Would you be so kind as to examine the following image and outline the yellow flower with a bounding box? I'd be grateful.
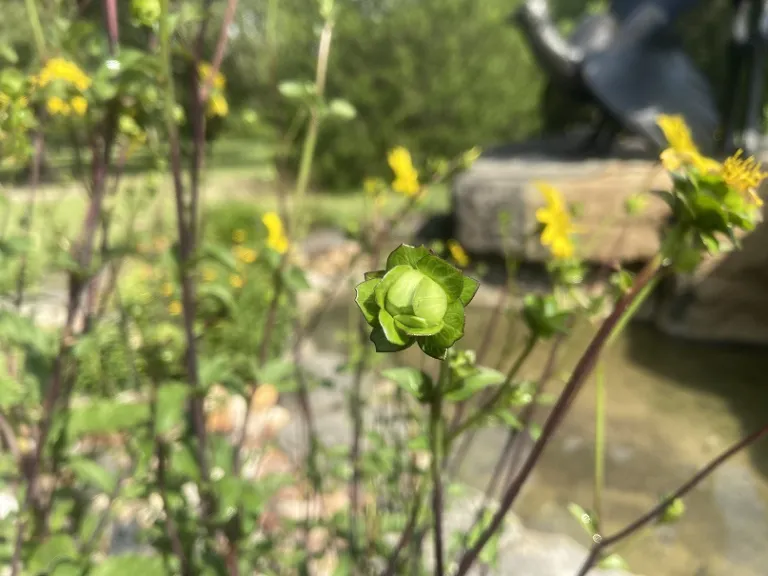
[46,96,71,116]
[168,301,182,316]
[198,62,226,90]
[721,149,766,207]
[232,229,246,244]
[162,282,174,297]
[535,182,577,260]
[207,93,229,117]
[447,239,470,267]
[70,95,88,116]
[33,57,91,92]
[202,268,217,282]
[236,247,258,264]
[0,92,9,109]
[262,212,289,254]
[229,274,244,289]
[656,114,720,174]
[387,147,421,196]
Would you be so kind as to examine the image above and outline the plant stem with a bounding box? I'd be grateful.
[380,479,427,576]
[593,360,606,527]
[430,360,447,575]
[23,0,46,60]
[576,421,768,576]
[293,18,334,237]
[453,255,663,576]
[348,319,372,563]
[159,0,211,501]
[448,334,537,443]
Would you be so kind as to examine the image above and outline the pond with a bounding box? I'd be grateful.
[315,296,768,576]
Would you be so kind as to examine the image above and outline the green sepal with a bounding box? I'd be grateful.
[394,314,444,336]
[418,338,449,360]
[459,276,480,306]
[386,244,430,271]
[378,308,410,346]
[370,325,413,353]
[374,265,411,309]
[364,270,386,280]
[415,253,464,302]
[355,278,381,326]
[428,299,466,348]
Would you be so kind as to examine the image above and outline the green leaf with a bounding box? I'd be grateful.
[418,338,448,360]
[385,244,430,270]
[68,401,149,439]
[27,534,78,574]
[197,243,238,272]
[364,270,386,280]
[428,299,465,348]
[256,359,294,385]
[0,44,18,64]
[445,367,505,402]
[156,382,189,436]
[68,457,117,493]
[278,80,316,100]
[90,555,168,576]
[369,326,413,353]
[415,254,464,302]
[327,99,357,120]
[378,309,410,346]
[381,368,432,402]
[355,278,380,326]
[459,276,480,306]
[598,554,630,570]
[282,267,311,292]
[497,411,523,429]
[198,284,238,316]
[567,502,598,536]
[394,314,443,336]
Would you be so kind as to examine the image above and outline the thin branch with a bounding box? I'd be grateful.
[576,422,768,576]
[453,256,664,575]
[199,0,239,102]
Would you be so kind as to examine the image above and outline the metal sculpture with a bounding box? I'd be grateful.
[512,0,768,157]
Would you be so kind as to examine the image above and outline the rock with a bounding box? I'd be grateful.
[453,141,671,265]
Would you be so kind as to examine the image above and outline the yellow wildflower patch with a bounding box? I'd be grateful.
[535,182,578,260]
[46,96,71,116]
[33,57,92,92]
[447,240,470,268]
[387,147,420,196]
[162,282,174,297]
[656,114,720,174]
[202,268,218,282]
[207,93,229,118]
[262,212,289,254]
[168,301,182,316]
[198,62,226,91]
[70,96,88,116]
[229,274,244,289]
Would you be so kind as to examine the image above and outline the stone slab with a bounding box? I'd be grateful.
[453,142,671,264]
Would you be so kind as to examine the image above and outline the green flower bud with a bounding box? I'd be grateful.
[131,0,161,27]
[658,497,685,524]
[355,244,480,359]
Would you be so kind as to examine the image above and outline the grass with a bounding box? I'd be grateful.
[0,137,451,293]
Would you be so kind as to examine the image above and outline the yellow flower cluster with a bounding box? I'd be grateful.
[234,245,258,264]
[447,240,470,268]
[199,62,226,90]
[46,95,88,117]
[33,57,92,91]
[387,147,420,196]
[657,114,766,206]
[535,182,578,260]
[199,62,229,118]
[232,229,247,244]
[263,212,289,254]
